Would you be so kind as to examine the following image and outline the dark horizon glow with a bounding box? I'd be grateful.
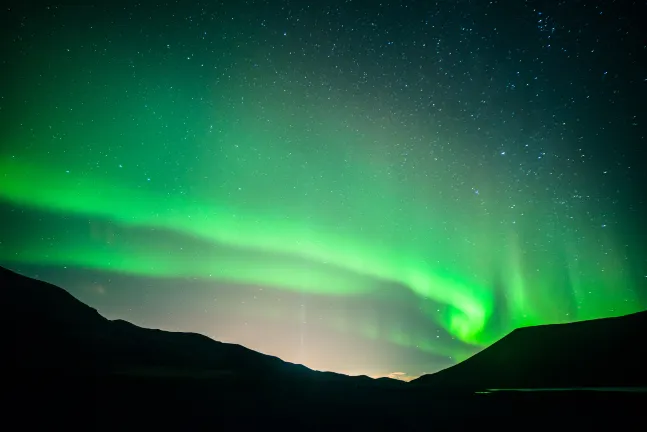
[1,0,645,379]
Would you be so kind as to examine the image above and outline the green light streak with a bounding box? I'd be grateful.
[0,145,642,350]
[0,156,491,341]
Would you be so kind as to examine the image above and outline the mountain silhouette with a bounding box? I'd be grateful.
[3,265,382,386]
[412,310,647,390]
[4,265,647,429]
[6,264,647,391]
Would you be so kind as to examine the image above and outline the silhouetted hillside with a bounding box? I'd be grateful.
[4,265,647,430]
[6,264,647,392]
[2,265,383,387]
[412,310,647,390]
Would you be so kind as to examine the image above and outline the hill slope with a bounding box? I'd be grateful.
[5,264,646,393]
[412,309,647,390]
[1,265,369,385]
[4,265,647,429]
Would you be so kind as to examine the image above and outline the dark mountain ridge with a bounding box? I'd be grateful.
[2,265,379,386]
[5,264,647,392]
[6,264,647,390]
[4,265,647,429]
[412,309,647,390]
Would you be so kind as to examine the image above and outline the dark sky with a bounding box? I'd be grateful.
[0,0,645,379]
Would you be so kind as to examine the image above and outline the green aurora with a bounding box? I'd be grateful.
[1,1,645,376]
[0,122,641,349]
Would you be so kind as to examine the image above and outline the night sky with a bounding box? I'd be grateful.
[1,0,646,379]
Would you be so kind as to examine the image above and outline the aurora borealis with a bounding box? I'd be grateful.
[1,1,645,379]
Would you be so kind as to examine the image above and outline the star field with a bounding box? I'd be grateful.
[0,0,645,379]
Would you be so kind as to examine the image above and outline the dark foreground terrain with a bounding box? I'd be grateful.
[5,266,647,430]
[15,373,647,430]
